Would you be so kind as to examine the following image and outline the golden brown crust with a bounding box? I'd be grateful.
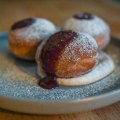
[55,46,98,78]
[9,32,41,60]
[94,33,110,50]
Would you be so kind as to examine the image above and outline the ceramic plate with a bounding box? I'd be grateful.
[0,32,120,114]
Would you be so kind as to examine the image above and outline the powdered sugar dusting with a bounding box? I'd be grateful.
[10,18,56,42]
[63,32,98,61]
[63,15,110,36]
[72,32,97,54]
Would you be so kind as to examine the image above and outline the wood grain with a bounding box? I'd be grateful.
[0,0,120,120]
[0,0,120,38]
[0,102,120,120]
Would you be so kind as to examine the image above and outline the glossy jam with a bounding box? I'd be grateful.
[74,13,94,20]
[11,18,35,30]
[39,76,58,89]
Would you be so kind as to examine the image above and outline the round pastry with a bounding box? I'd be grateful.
[62,13,110,49]
[9,18,56,60]
[36,30,99,89]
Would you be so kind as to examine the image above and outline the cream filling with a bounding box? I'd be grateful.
[37,51,115,86]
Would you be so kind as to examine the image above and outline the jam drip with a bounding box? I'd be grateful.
[39,76,58,89]
[11,18,35,30]
[74,13,94,20]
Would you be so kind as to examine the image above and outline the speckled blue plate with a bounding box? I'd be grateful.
[0,32,120,114]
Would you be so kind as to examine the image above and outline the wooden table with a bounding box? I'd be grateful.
[0,0,120,119]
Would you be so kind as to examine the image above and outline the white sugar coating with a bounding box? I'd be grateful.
[62,32,98,62]
[35,40,47,78]
[67,32,98,55]
[10,18,57,42]
[63,15,110,36]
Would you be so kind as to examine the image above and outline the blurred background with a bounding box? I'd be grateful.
[0,0,120,38]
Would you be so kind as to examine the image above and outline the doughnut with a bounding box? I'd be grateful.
[9,18,56,60]
[62,13,110,49]
[36,30,99,89]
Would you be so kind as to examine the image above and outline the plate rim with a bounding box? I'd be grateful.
[0,88,120,114]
